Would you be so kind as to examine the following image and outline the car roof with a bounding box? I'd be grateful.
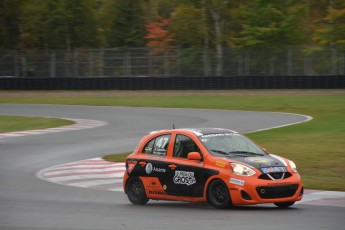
[150,128,239,136]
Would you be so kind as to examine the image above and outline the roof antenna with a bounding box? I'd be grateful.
[173,124,175,129]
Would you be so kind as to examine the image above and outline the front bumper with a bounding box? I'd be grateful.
[228,173,303,205]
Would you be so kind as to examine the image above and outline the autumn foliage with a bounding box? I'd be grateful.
[145,17,174,55]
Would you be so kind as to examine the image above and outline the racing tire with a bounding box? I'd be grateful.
[274,201,295,208]
[126,177,149,205]
[207,179,232,209]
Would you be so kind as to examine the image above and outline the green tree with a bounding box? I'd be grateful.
[233,0,307,51]
[0,0,23,49]
[21,0,98,49]
[170,0,242,76]
[107,0,146,47]
[205,0,235,76]
[305,0,330,44]
[171,6,204,48]
[313,1,345,47]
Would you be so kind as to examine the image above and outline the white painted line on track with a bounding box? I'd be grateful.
[0,118,108,139]
[45,174,124,182]
[50,164,124,169]
[67,179,123,188]
[246,112,313,133]
[44,167,125,176]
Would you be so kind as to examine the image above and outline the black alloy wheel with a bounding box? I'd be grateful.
[207,179,232,209]
[126,177,149,205]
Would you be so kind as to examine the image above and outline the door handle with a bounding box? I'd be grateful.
[169,164,177,170]
[139,161,147,166]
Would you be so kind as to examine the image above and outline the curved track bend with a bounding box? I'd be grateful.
[0,104,343,230]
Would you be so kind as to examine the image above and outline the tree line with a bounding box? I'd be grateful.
[1,0,344,51]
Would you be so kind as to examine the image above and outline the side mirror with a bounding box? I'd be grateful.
[187,152,202,161]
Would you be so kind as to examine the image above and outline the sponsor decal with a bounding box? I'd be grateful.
[215,161,226,168]
[202,133,239,138]
[173,171,196,186]
[148,191,166,195]
[148,155,165,160]
[245,157,273,165]
[261,167,287,174]
[153,167,166,173]
[145,163,166,174]
[230,178,245,186]
[145,163,153,174]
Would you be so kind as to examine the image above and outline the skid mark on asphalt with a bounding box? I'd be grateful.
[0,118,107,139]
[37,158,345,208]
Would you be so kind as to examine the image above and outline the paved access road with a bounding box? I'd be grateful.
[0,104,343,230]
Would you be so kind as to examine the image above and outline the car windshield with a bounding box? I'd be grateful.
[198,133,266,157]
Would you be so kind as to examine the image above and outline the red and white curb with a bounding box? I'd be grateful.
[37,158,345,207]
[300,190,345,207]
[37,158,125,192]
[0,118,107,139]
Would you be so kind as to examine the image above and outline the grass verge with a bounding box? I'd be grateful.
[1,91,344,191]
[103,152,131,162]
[0,115,74,133]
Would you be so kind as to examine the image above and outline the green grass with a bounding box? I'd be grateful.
[0,115,74,133]
[1,92,344,191]
[103,152,131,162]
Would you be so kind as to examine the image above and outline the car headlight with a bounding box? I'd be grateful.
[230,163,256,176]
[288,160,298,173]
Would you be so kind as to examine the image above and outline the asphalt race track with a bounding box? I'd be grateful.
[0,104,344,230]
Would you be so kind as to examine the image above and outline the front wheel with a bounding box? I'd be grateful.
[207,179,232,209]
[126,177,149,205]
[274,201,295,208]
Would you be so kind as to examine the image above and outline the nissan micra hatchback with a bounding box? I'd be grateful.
[123,128,303,208]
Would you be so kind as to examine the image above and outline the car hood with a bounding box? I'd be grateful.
[229,154,287,168]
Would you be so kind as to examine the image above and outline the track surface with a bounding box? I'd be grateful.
[0,104,344,230]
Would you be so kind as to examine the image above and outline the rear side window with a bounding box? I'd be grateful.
[142,134,171,156]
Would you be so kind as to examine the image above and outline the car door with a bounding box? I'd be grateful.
[157,134,219,198]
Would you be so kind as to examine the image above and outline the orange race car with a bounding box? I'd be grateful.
[123,128,303,208]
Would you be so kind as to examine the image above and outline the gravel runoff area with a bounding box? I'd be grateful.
[0,89,344,97]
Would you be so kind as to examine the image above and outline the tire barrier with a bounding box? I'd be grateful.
[0,75,344,90]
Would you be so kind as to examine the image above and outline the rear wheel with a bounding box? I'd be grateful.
[126,177,149,205]
[207,179,232,209]
[274,201,295,208]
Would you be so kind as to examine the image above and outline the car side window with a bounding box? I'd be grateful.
[173,134,201,159]
[143,134,171,156]
[143,139,155,154]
